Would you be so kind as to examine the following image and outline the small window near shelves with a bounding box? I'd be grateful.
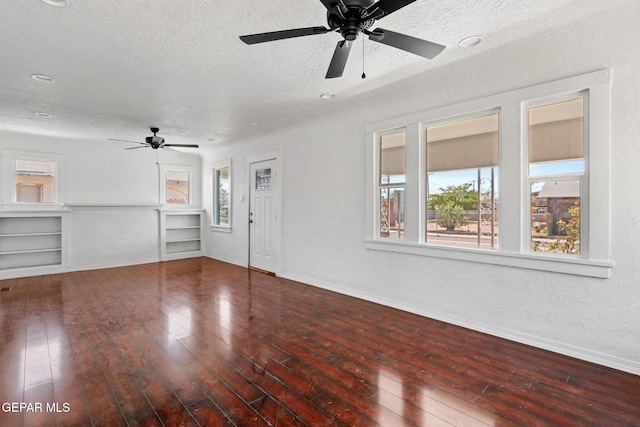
[426,112,499,249]
[15,159,56,203]
[165,170,190,205]
[214,165,231,226]
[528,97,584,256]
[2,150,65,208]
[379,130,405,239]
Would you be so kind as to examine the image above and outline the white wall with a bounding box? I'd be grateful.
[0,132,201,271]
[203,2,640,374]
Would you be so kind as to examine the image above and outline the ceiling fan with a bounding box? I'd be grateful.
[239,0,445,78]
[108,128,199,150]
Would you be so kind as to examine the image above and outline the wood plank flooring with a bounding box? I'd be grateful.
[1,257,639,426]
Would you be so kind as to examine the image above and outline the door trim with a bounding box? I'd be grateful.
[246,150,282,275]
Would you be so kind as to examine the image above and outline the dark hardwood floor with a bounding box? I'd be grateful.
[1,258,639,426]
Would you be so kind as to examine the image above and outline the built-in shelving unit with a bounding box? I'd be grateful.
[0,211,69,278]
[160,210,203,261]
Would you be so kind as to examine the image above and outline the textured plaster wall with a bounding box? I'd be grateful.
[204,2,640,373]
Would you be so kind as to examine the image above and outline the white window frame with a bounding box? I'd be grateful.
[159,164,196,208]
[366,70,612,278]
[211,159,232,232]
[523,91,588,258]
[423,108,501,249]
[376,128,407,241]
[1,150,66,209]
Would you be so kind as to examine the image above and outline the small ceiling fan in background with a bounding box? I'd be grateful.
[108,127,199,150]
[239,0,446,78]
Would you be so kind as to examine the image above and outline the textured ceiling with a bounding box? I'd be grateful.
[0,0,611,147]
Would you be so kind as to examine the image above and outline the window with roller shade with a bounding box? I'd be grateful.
[378,130,405,239]
[366,71,611,277]
[426,112,499,249]
[528,97,584,255]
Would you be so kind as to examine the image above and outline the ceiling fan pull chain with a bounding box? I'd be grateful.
[362,36,366,79]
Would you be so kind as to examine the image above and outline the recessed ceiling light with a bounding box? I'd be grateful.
[459,36,482,48]
[250,122,260,126]
[320,93,336,100]
[207,138,216,142]
[31,74,56,83]
[34,112,52,117]
[40,0,69,7]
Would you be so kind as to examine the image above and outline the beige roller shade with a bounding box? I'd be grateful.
[426,114,499,173]
[380,131,406,178]
[529,98,584,164]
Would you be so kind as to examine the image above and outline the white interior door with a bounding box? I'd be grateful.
[249,159,278,273]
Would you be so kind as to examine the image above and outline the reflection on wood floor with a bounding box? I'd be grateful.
[1,257,638,426]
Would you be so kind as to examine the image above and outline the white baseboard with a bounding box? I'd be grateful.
[204,253,248,268]
[279,272,640,377]
[69,257,160,273]
[0,264,70,280]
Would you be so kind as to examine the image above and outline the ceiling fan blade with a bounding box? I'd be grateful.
[124,145,149,150]
[370,28,445,59]
[366,0,417,18]
[163,144,199,148]
[318,0,336,10]
[240,27,331,45]
[318,0,348,17]
[108,138,146,145]
[325,40,352,79]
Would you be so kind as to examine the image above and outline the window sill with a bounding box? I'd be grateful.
[210,225,232,233]
[159,208,205,213]
[161,204,199,210]
[2,203,65,211]
[365,239,613,279]
[63,203,163,210]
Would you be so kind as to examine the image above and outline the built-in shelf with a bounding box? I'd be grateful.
[160,210,203,261]
[0,212,69,277]
[0,232,62,237]
[0,248,62,255]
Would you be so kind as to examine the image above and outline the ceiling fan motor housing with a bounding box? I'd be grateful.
[145,135,164,149]
[328,7,375,41]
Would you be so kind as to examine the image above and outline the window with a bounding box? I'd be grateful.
[366,70,612,278]
[15,159,56,203]
[212,160,231,229]
[165,170,190,205]
[528,97,584,255]
[158,164,197,208]
[2,151,65,208]
[378,130,405,239]
[426,113,499,249]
